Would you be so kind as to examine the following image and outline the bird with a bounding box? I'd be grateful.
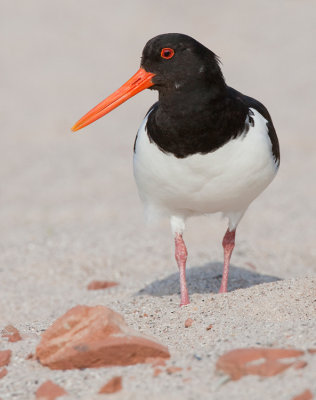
[72,33,280,307]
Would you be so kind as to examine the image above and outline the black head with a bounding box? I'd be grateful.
[72,33,226,132]
[141,33,225,97]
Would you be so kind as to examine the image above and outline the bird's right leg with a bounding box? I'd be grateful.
[171,216,189,306]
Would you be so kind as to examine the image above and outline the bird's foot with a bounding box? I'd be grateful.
[180,294,190,307]
[218,285,227,294]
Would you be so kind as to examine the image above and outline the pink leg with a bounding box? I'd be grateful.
[174,233,190,306]
[219,229,236,293]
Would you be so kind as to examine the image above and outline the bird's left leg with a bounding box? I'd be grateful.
[170,216,189,306]
[219,211,245,293]
[219,228,236,293]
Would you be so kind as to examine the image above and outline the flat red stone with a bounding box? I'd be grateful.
[36,380,67,400]
[36,305,170,370]
[87,280,118,290]
[292,389,313,400]
[293,360,308,369]
[0,350,11,367]
[99,376,122,394]
[216,347,304,380]
[1,325,22,342]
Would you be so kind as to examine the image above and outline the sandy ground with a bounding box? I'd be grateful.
[0,1,315,399]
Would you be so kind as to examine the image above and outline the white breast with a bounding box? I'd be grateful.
[133,108,278,223]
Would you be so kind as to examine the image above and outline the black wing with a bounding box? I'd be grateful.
[228,87,280,163]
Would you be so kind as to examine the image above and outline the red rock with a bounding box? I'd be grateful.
[206,324,213,331]
[87,280,118,290]
[153,368,162,377]
[216,348,304,380]
[1,325,22,342]
[293,360,308,369]
[35,380,67,400]
[307,348,316,354]
[36,305,170,370]
[0,368,8,379]
[99,376,122,394]
[0,350,11,367]
[184,318,193,328]
[292,389,313,400]
[166,366,182,374]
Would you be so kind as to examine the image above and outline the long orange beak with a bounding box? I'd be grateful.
[72,68,155,132]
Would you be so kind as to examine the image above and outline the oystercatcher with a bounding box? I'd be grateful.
[72,33,280,306]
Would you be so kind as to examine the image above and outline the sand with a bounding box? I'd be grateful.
[0,1,315,399]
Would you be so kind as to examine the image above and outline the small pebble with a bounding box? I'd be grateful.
[185,318,193,328]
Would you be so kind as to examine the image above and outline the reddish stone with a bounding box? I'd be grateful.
[292,389,313,400]
[184,318,193,328]
[99,376,122,394]
[166,366,182,374]
[36,305,170,370]
[0,368,8,379]
[293,360,308,369]
[307,348,316,354]
[35,380,67,400]
[1,325,22,342]
[153,368,162,377]
[206,324,213,331]
[216,348,304,380]
[87,280,118,290]
[0,350,11,367]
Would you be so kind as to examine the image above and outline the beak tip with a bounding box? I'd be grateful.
[71,124,80,132]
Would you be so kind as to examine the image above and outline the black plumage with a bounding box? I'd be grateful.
[137,33,279,162]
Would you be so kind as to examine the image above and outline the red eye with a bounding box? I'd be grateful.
[161,48,175,59]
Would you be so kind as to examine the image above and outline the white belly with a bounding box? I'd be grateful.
[133,108,278,221]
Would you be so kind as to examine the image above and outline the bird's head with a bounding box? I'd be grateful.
[72,33,224,132]
[141,33,224,95]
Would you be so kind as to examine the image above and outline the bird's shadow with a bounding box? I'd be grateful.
[137,262,281,297]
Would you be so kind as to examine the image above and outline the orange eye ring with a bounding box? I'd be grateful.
[161,48,175,59]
